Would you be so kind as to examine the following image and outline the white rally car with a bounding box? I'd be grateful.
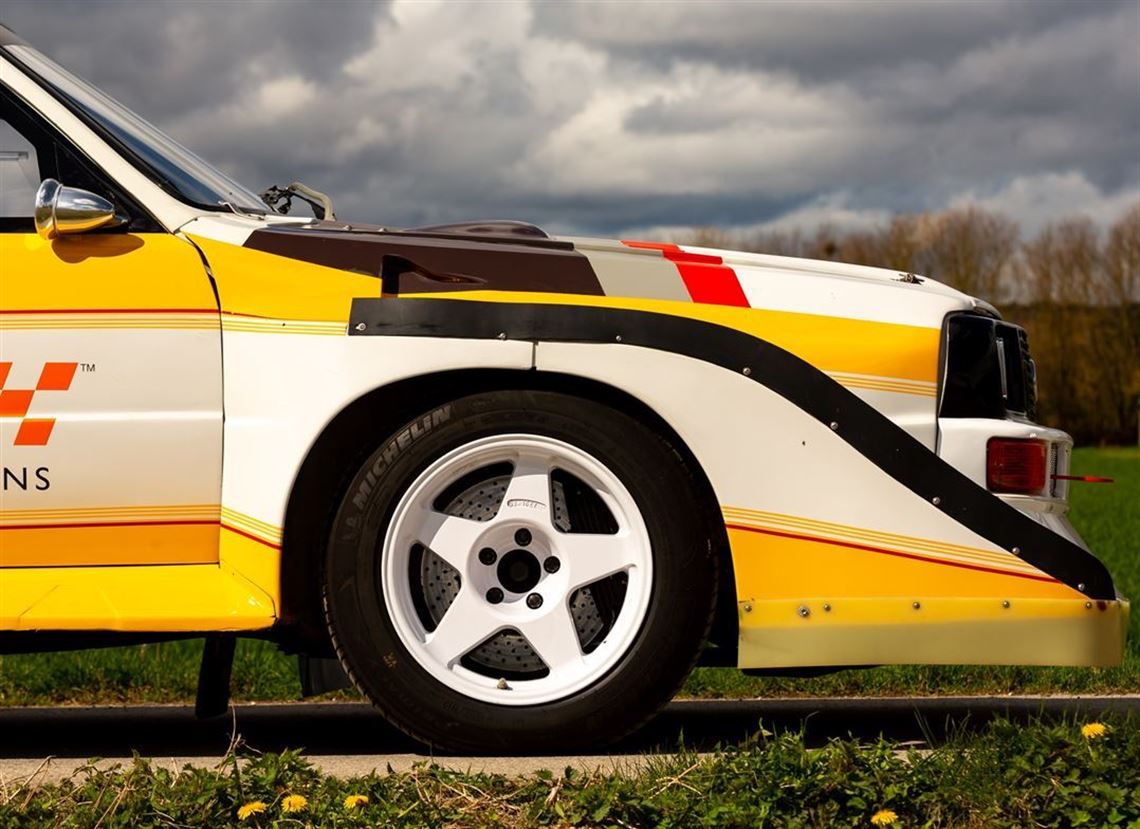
[0,25,1127,752]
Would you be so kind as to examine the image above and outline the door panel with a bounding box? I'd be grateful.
[0,232,223,566]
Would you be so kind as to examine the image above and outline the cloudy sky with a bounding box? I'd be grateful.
[3,0,1138,237]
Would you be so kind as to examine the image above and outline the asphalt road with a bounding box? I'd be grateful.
[0,695,1136,785]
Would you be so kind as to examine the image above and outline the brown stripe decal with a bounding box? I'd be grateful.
[244,227,606,297]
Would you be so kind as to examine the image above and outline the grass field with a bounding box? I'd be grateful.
[3,716,1138,827]
[0,447,1135,705]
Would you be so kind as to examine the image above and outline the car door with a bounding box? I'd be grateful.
[0,86,223,567]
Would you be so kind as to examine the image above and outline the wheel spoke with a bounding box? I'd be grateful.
[557,532,640,590]
[495,455,554,526]
[518,603,584,671]
[383,433,655,705]
[415,509,484,570]
[423,588,502,667]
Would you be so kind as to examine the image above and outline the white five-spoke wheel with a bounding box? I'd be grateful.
[383,434,653,705]
[324,391,717,753]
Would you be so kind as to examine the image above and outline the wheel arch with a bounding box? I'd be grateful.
[277,368,736,661]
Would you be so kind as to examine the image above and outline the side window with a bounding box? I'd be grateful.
[0,86,159,233]
[0,118,40,218]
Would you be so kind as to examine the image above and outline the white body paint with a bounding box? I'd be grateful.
[1,41,1114,668]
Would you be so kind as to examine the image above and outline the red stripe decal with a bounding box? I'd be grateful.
[221,522,282,550]
[0,308,218,315]
[622,240,749,307]
[725,523,1059,584]
[0,519,218,531]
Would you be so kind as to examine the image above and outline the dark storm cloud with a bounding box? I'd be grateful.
[531,1,1125,83]
[2,0,1137,236]
[2,0,385,118]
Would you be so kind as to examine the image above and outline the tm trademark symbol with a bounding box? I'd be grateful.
[80,363,96,373]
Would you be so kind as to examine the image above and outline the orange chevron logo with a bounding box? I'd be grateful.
[0,362,77,446]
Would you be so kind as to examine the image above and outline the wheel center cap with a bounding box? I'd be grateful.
[497,549,541,594]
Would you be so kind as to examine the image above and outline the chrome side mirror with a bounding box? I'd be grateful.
[34,178,125,240]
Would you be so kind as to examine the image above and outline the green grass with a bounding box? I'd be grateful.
[3,716,1138,827]
[0,447,1135,705]
[0,637,301,706]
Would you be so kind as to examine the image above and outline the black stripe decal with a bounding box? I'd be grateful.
[348,297,1116,600]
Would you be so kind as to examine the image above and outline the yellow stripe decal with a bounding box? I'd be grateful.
[0,311,344,336]
[0,505,283,564]
[723,506,1045,577]
[221,315,346,336]
[0,524,220,567]
[825,371,939,398]
[220,507,284,546]
[0,504,219,524]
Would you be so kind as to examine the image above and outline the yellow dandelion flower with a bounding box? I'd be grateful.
[1081,722,1108,740]
[281,794,308,813]
[237,801,267,821]
[871,809,899,826]
[344,794,370,809]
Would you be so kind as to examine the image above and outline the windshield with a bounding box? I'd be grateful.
[8,44,267,213]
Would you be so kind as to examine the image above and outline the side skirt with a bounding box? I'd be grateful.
[0,563,276,632]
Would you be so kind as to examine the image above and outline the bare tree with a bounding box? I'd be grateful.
[1022,220,1102,433]
[1102,205,1140,441]
[926,207,1020,303]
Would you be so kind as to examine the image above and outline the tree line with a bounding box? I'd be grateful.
[683,204,1140,445]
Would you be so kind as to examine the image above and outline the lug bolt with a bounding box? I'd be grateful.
[478,547,497,565]
[486,587,504,604]
[526,592,543,609]
[514,528,532,547]
[543,557,561,573]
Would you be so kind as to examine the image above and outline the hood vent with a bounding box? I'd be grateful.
[402,220,549,239]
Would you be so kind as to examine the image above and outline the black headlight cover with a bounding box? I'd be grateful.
[940,314,1036,421]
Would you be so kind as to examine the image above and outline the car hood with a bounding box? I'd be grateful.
[183,215,986,325]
